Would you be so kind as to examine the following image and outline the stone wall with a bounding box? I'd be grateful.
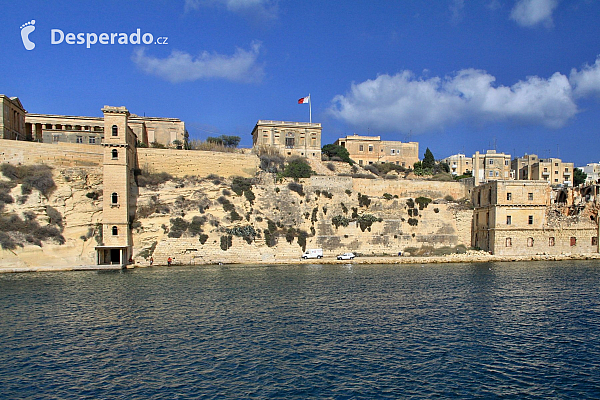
[352,178,468,200]
[0,139,103,167]
[137,148,259,178]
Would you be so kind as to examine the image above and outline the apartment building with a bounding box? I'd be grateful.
[334,134,419,167]
[512,154,573,186]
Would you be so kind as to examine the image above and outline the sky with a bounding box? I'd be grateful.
[2,0,600,166]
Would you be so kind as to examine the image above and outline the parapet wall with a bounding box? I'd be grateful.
[352,178,468,200]
[137,148,259,178]
[0,139,103,167]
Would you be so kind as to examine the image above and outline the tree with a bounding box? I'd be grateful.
[183,129,191,150]
[206,136,223,145]
[321,144,353,164]
[422,148,435,170]
[221,135,241,148]
[574,168,587,186]
[282,158,313,180]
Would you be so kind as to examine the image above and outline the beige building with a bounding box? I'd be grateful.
[472,150,513,185]
[472,180,597,255]
[512,154,574,186]
[25,112,185,148]
[334,134,419,167]
[1,95,27,140]
[441,153,473,176]
[251,120,322,158]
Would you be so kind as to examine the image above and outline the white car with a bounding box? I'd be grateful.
[337,252,356,260]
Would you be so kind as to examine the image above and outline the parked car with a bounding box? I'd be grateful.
[302,248,323,259]
[337,252,356,260]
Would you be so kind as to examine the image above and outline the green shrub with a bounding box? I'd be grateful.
[358,193,371,208]
[220,235,233,251]
[357,214,382,232]
[282,157,313,180]
[199,234,209,244]
[415,196,432,210]
[0,164,56,198]
[332,215,349,229]
[408,218,418,226]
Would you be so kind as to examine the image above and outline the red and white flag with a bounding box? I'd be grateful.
[298,95,310,104]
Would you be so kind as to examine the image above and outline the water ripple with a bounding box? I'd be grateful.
[1,261,600,398]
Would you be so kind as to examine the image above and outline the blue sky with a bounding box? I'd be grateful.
[3,0,600,166]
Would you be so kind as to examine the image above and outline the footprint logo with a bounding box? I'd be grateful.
[20,20,36,50]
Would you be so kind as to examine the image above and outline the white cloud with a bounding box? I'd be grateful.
[184,0,278,20]
[329,68,578,134]
[132,42,264,83]
[570,56,600,98]
[450,0,465,23]
[510,0,559,27]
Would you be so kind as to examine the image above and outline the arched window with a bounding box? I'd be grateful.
[112,125,118,136]
[111,192,118,204]
[527,237,534,247]
[112,226,118,236]
[112,149,118,159]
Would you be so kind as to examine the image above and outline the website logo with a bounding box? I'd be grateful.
[20,20,36,50]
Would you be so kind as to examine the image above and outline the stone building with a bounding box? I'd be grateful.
[0,95,26,140]
[25,112,185,148]
[472,180,598,256]
[333,134,419,167]
[251,120,322,158]
[441,153,473,177]
[95,106,138,266]
[512,154,573,186]
[472,150,513,186]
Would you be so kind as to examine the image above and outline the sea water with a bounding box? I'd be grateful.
[1,261,599,399]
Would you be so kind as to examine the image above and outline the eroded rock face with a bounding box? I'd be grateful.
[130,173,473,265]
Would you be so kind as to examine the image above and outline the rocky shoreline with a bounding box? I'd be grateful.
[1,251,599,273]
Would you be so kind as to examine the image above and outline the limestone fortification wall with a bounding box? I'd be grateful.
[137,148,259,178]
[352,179,468,200]
[0,139,103,167]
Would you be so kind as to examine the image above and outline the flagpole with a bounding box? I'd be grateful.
[309,93,312,124]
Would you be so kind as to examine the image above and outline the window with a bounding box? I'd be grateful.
[112,125,118,136]
[506,216,511,225]
[505,160,509,166]
[528,193,533,200]
[359,160,363,165]
[112,149,118,159]
[554,179,558,183]
[554,163,558,167]
[76,136,83,143]
[495,171,499,177]
[507,193,512,200]
[592,237,598,246]
[89,136,96,144]
[570,237,577,246]
[544,167,547,172]
[489,159,494,165]
[391,149,395,154]
[368,145,373,152]
[565,168,569,172]
[527,237,534,247]
[359,145,364,152]
[528,215,534,225]
[52,135,60,143]
[506,238,512,247]
[112,226,118,236]
[285,137,295,148]
[111,192,118,204]
[549,237,555,246]
[489,171,494,177]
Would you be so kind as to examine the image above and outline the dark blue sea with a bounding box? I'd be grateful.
[1,261,599,399]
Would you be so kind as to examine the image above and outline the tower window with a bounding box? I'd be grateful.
[111,192,118,204]
[112,125,118,136]
[112,149,118,159]
[112,226,118,236]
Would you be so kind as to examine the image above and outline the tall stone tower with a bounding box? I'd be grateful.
[96,106,136,265]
